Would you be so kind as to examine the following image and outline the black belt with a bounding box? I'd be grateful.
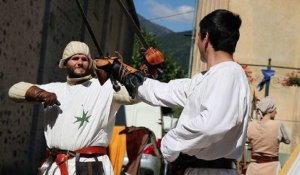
[188,157,236,169]
[171,154,236,175]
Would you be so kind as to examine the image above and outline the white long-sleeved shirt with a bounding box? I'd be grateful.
[138,61,250,162]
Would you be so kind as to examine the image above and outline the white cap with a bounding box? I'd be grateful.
[59,41,93,68]
[256,96,276,116]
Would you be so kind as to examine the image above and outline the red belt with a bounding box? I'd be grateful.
[45,146,107,175]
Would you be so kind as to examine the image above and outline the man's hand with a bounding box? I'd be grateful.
[122,71,144,99]
[95,57,144,98]
[25,86,60,108]
[110,59,144,98]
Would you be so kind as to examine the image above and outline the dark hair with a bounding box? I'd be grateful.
[199,9,241,54]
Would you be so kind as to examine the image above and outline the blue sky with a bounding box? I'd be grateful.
[133,0,197,32]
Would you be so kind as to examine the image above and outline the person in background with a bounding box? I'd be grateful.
[246,96,290,175]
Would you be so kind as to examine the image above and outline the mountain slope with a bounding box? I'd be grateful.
[137,14,192,75]
[157,31,192,74]
[138,15,174,37]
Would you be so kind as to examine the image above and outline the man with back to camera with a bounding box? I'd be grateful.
[97,9,251,175]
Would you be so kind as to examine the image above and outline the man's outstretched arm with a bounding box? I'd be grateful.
[8,82,60,107]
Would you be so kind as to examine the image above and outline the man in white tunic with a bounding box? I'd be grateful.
[102,9,251,175]
[8,41,138,175]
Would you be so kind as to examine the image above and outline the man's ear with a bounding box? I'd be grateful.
[63,62,68,68]
[203,32,209,49]
[63,58,71,68]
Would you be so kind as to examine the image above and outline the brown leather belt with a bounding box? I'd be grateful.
[251,155,278,163]
[41,146,107,175]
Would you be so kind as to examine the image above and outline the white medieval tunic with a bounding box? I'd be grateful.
[9,78,134,175]
[138,61,250,175]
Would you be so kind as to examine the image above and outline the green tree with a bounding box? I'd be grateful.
[131,31,185,83]
[131,31,185,117]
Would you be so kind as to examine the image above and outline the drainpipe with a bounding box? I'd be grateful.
[188,0,199,77]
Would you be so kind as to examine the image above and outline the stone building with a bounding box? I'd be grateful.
[0,0,138,174]
[191,0,300,168]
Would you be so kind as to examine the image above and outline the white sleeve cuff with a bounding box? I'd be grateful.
[8,82,34,101]
[161,129,180,162]
[113,85,140,105]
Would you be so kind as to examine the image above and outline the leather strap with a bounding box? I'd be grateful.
[55,154,69,175]
[75,146,107,155]
[251,155,278,163]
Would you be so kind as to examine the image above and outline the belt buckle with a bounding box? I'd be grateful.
[231,161,237,169]
[67,150,76,157]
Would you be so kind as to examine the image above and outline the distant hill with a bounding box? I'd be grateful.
[138,15,174,37]
[137,14,192,75]
[157,31,193,74]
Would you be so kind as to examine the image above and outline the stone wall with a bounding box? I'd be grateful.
[0,0,136,174]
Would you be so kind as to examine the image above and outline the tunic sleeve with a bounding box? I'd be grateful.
[278,123,290,144]
[113,85,140,105]
[8,81,34,101]
[137,78,192,108]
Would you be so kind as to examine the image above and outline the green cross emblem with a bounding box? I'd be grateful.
[74,108,91,128]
